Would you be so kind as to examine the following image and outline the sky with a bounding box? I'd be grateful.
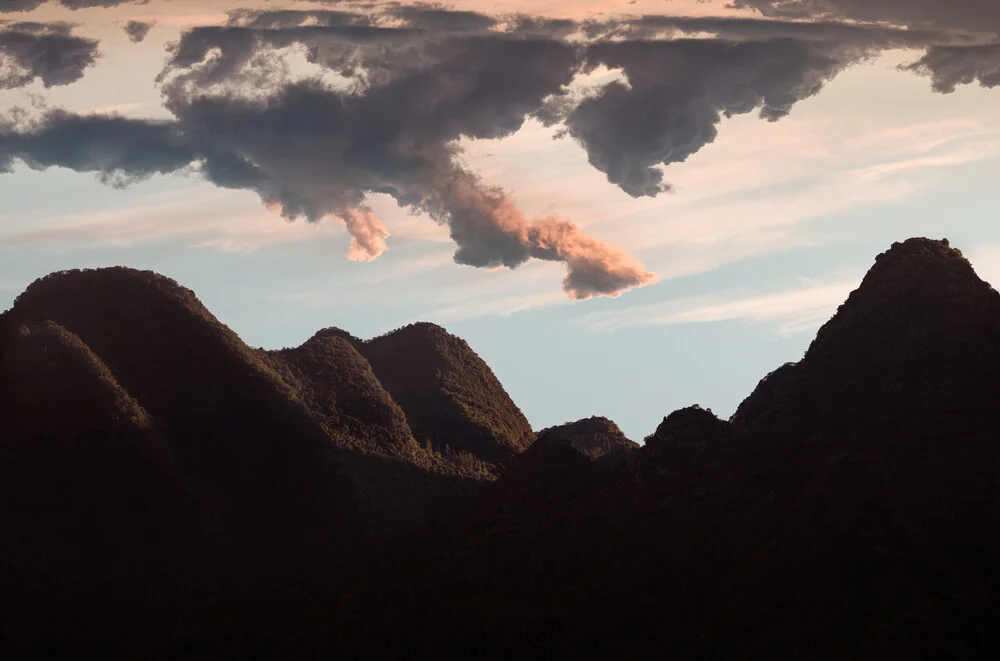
[2,0,1000,440]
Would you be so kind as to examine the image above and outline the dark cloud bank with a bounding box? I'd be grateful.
[0,21,98,89]
[123,19,153,43]
[731,0,1000,93]
[3,1,1000,297]
[0,0,149,11]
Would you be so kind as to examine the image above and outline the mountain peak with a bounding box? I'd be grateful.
[538,416,638,459]
[11,266,203,314]
[307,326,362,346]
[368,321,451,345]
[734,237,1000,438]
[360,321,535,465]
[809,236,998,357]
[859,236,985,296]
[644,405,733,451]
[876,236,960,261]
[267,331,417,459]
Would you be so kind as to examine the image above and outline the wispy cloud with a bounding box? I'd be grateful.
[578,276,861,336]
[427,289,570,321]
[613,122,1000,250]
[354,249,455,285]
[79,101,148,115]
[276,250,575,321]
[0,186,354,252]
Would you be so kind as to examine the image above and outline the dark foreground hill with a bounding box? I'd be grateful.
[2,238,1000,659]
[0,268,529,655]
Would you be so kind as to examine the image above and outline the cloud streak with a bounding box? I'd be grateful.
[580,278,860,335]
[583,14,961,46]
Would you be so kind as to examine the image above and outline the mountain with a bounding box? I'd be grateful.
[0,268,368,551]
[0,268,529,655]
[316,238,1000,658]
[714,239,1000,656]
[0,320,211,654]
[731,238,1000,577]
[537,416,638,459]
[0,321,197,593]
[263,328,491,540]
[733,237,1000,439]
[644,405,735,451]
[265,329,418,459]
[360,322,536,466]
[4,237,1000,659]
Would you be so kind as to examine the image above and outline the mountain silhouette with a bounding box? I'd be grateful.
[318,238,1000,659]
[3,238,1000,659]
[733,237,1000,438]
[0,321,197,587]
[360,322,536,465]
[266,329,418,458]
[0,268,368,550]
[537,415,638,459]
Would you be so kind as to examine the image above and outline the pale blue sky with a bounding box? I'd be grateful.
[2,1,1000,439]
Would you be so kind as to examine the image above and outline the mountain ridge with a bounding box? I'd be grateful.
[3,237,1000,659]
[537,415,638,459]
[360,321,537,466]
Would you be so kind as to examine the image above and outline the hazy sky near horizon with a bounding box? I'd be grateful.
[3,0,1000,439]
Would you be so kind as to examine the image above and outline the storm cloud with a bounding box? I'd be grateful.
[0,21,99,89]
[123,20,153,43]
[541,38,875,197]
[0,110,193,184]
[0,34,656,299]
[0,0,148,10]
[4,2,1000,297]
[385,6,498,32]
[0,1,48,11]
[903,43,1000,93]
[59,0,148,7]
[730,0,1000,93]
[159,23,422,92]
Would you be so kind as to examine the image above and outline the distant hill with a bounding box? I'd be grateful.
[4,238,1000,659]
[361,322,536,466]
[538,416,638,459]
[266,329,418,459]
